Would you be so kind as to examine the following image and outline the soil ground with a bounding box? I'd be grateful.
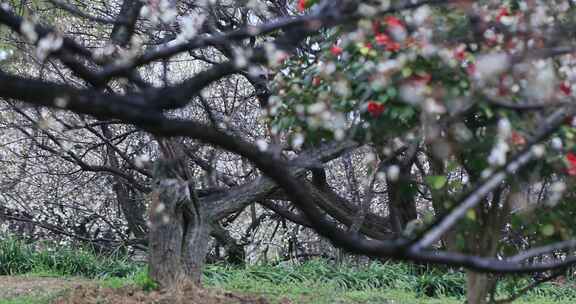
[0,275,92,300]
[0,276,289,304]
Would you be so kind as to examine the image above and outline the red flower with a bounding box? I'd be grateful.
[385,16,404,29]
[367,101,385,117]
[386,42,401,52]
[511,131,526,146]
[312,76,321,86]
[567,152,576,176]
[567,152,576,163]
[364,42,373,49]
[330,45,343,56]
[496,7,510,22]
[374,34,400,52]
[410,73,432,85]
[297,0,307,12]
[466,63,476,76]
[372,20,382,34]
[454,46,467,61]
[498,75,510,96]
[560,82,572,96]
[375,33,391,46]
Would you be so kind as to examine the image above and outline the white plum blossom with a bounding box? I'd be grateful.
[531,144,546,158]
[53,97,69,108]
[264,43,288,68]
[474,53,510,81]
[307,102,326,115]
[400,83,427,105]
[246,0,267,12]
[530,6,548,28]
[169,13,207,46]
[412,6,431,26]
[291,133,305,149]
[551,137,563,151]
[481,168,493,179]
[334,128,345,140]
[376,171,387,182]
[154,202,166,214]
[388,23,407,42]
[497,117,512,140]
[0,49,11,61]
[526,60,557,101]
[140,0,177,25]
[267,95,282,116]
[488,118,513,167]
[20,19,38,43]
[423,98,446,114]
[387,165,400,182]
[487,140,509,167]
[376,0,390,10]
[333,79,351,97]
[232,46,250,68]
[318,61,337,75]
[547,181,567,207]
[92,44,115,62]
[357,4,377,17]
[255,139,269,152]
[36,33,63,61]
[134,154,150,168]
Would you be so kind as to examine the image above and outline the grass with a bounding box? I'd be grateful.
[0,238,139,278]
[200,261,576,303]
[1,237,576,303]
[0,295,56,304]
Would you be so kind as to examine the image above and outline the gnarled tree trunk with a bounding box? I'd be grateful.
[148,139,210,287]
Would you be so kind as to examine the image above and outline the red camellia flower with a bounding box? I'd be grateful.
[367,101,385,117]
[372,20,382,34]
[567,152,576,176]
[511,131,526,146]
[496,7,510,23]
[466,63,476,76]
[330,45,343,56]
[297,0,307,12]
[453,45,467,61]
[386,42,401,52]
[375,33,400,52]
[560,82,572,96]
[385,16,404,29]
[410,73,432,85]
[312,76,321,86]
[375,33,391,46]
[565,116,576,127]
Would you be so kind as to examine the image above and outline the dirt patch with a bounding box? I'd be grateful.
[53,284,292,304]
[0,275,91,300]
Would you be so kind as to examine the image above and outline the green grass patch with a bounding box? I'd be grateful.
[2,237,576,303]
[0,237,140,278]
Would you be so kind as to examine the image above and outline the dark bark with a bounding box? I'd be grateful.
[149,139,211,286]
[211,223,246,265]
[102,125,148,239]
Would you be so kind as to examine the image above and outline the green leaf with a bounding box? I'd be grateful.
[466,210,476,221]
[541,224,555,237]
[425,175,447,190]
[402,67,413,78]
